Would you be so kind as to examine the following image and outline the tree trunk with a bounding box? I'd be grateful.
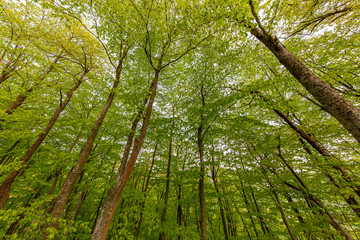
[159,137,173,240]
[198,84,207,240]
[90,66,161,240]
[230,195,252,240]
[135,143,158,238]
[249,23,360,142]
[0,53,22,85]
[42,58,125,238]
[5,54,61,114]
[265,157,354,240]
[236,169,259,239]
[273,190,298,240]
[278,141,360,218]
[255,91,360,205]
[0,139,21,165]
[211,166,229,240]
[0,70,88,209]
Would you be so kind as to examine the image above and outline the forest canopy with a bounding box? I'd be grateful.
[1,0,360,239]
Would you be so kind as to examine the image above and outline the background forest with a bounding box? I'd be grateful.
[1,0,360,239]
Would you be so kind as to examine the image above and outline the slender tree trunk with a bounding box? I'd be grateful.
[211,166,229,240]
[273,190,298,240]
[159,137,173,240]
[135,143,158,238]
[263,168,298,240]
[0,53,22,85]
[176,151,187,240]
[249,187,270,235]
[198,84,207,240]
[0,139,21,165]
[230,195,252,240]
[285,194,305,224]
[266,158,354,240]
[223,200,236,237]
[5,54,61,114]
[42,57,125,238]
[255,91,360,203]
[91,65,161,240]
[0,70,88,209]
[248,3,360,142]
[64,185,88,237]
[236,173,259,239]
[278,142,360,217]
[198,130,207,240]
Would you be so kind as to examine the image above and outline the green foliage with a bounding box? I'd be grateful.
[1,0,360,239]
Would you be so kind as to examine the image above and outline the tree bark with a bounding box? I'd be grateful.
[42,56,125,238]
[278,142,360,218]
[230,195,252,240]
[0,70,88,209]
[90,65,161,240]
[246,1,360,142]
[273,190,298,240]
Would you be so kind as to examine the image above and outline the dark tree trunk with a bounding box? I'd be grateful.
[255,91,360,207]
[211,166,229,240]
[0,139,21,165]
[176,151,187,240]
[273,190,298,240]
[0,52,22,85]
[230,195,252,240]
[197,84,207,240]
[159,137,173,240]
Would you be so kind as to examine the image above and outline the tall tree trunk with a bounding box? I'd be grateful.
[223,199,236,237]
[0,139,21,165]
[277,141,360,218]
[254,91,360,205]
[159,137,173,240]
[211,166,229,240]
[90,65,161,240]
[247,1,360,142]
[230,195,252,240]
[176,151,187,240]
[0,70,88,209]
[273,190,299,240]
[262,166,299,240]
[249,187,271,236]
[42,57,125,238]
[64,185,88,237]
[135,143,158,238]
[265,157,354,240]
[236,169,259,239]
[198,84,207,240]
